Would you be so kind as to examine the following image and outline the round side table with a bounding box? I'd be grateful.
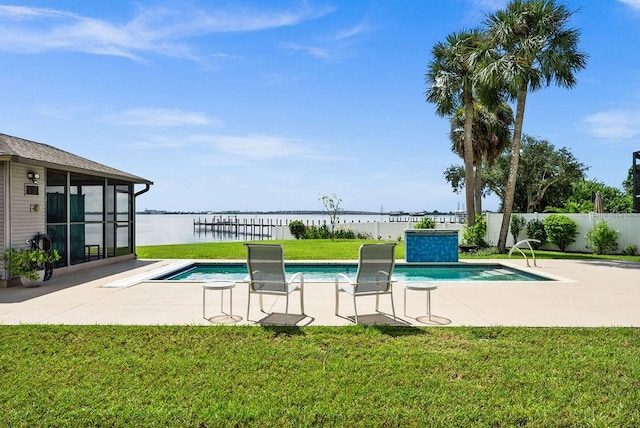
[404,282,438,323]
[202,281,242,324]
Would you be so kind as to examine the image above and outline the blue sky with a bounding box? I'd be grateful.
[1,0,639,213]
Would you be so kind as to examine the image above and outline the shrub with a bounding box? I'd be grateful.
[462,214,487,248]
[585,220,619,255]
[1,248,60,280]
[334,227,355,239]
[544,214,578,252]
[622,243,638,256]
[288,220,306,240]
[510,214,527,244]
[526,219,547,249]
[414,217,436,229]
[305,224,330,239]
[356,231,373,240]
[473,246,500,257]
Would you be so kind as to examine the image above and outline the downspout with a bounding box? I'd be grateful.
[134,183,151,198]
[103,177,108,259]
[133,184,151,257]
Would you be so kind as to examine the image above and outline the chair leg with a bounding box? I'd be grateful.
[285,293,289,325]
[353,294,358,324]
[247,292,251,321]
[259,294,264,313]
[202,288,206,319]
[334,284,340,316]
[389,292,396,320]
[300,288,305,315]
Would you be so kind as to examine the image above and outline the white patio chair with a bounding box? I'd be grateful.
[335,243,397,324]
[245,244,304,323]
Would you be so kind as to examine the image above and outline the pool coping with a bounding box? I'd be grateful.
[102,258,574,288]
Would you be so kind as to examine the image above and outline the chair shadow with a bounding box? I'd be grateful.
[341,312,412,327]
[337,313,436,337]
[257,312,315,327]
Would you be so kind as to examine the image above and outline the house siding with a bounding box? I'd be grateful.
[10,163,46,249]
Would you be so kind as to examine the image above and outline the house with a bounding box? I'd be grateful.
[1,133,153,285]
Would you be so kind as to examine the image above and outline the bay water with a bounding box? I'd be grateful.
[135,213,393,246]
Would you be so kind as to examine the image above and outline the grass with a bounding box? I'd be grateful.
[137,239,390,260]
[3,241,638,426]
[1,325,638,427]
[136,239,640,263]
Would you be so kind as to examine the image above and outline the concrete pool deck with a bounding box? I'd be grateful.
[0,258,639,327]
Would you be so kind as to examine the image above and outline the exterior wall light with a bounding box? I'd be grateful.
[27,172,40,184]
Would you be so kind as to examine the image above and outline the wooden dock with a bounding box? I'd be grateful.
[193,216,277,239]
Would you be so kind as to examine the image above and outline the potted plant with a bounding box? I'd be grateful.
[1,248,60,287]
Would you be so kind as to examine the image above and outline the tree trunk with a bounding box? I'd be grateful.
[474,162,483,216]
[463,94,476,226]
[497,88,528,252]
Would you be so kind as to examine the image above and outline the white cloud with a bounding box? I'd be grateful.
[331,22,373,42]
[0,3,334,60]
[282,18,376,60]
[107,108,221,127]
[281,42,331,59]
[469,0,508,12]
[618,0,640,11]
[191,134,333,161]
[130,136,188,149]
[583,111,640,139]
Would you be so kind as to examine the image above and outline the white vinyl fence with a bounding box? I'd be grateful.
[273,213,640,254]
[273,220,464,242]
[485,212,640,253]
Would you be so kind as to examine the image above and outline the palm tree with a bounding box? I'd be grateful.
[426,29,485,226]
[478,0,587,252]
[449,100,513,215]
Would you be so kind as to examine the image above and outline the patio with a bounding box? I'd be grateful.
[0,258,639,327]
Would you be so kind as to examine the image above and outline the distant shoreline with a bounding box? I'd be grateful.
[137,210,463,216]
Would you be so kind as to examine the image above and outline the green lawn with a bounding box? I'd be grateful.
[136,239,640,263]
[1,325,638,427]
[2,241,638,426]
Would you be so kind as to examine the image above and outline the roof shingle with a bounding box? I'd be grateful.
[0,133,152,184]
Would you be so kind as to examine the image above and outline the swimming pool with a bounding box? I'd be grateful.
[153,262,553,282]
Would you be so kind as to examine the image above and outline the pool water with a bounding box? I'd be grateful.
[155,263,552,282]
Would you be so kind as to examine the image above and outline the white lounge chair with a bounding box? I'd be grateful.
[335,243,397,324]
[245,244,304,323]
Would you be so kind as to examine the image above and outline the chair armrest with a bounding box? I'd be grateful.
[288,272,304,283]
[335,273,352,283]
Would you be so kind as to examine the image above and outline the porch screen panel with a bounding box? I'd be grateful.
[106,183,133,257]
[69,174,104,265]
[46,171,67,265]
